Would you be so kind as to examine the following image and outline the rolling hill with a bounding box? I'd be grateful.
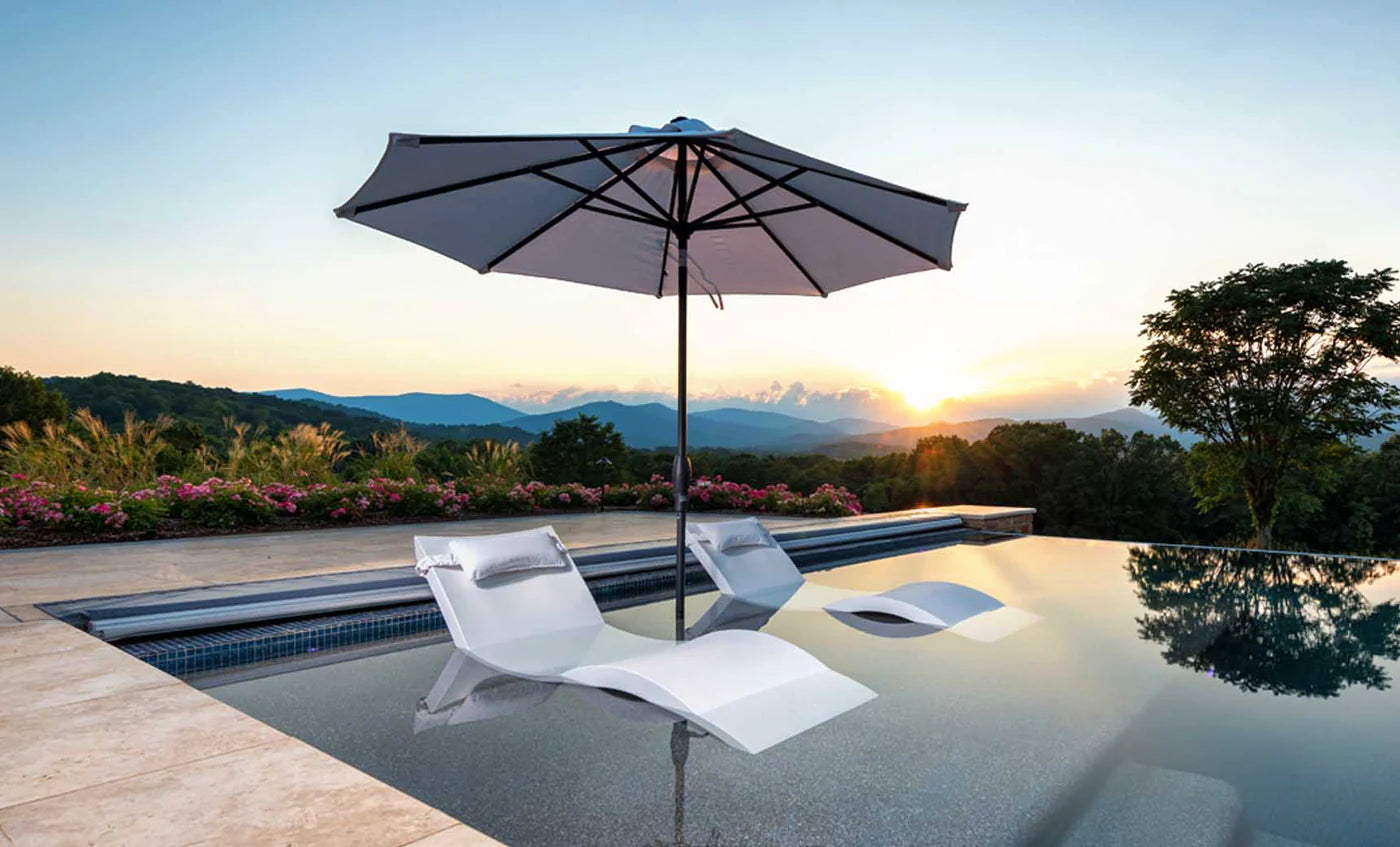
[500,402,894,450]
[264,388,521,426]
[46,374,531,444]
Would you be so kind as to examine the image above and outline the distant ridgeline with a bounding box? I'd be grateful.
[44,374,532,445]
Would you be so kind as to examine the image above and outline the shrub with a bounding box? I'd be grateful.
[0,471,861,543]
[364,427,424,481]
[164,478,280,529]
[271,423,348,484]
[0,409,171,490]
[460,440,529,486]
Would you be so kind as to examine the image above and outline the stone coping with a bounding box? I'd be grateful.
[937,504,1037,518]
[0,617,502,846]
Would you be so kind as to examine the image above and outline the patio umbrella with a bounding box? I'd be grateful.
[335,117,965,640]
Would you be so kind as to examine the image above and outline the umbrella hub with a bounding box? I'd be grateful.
[627,117,714,135]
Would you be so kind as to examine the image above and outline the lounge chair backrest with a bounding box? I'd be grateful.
[686,525,805,598]
[416,529,604,650]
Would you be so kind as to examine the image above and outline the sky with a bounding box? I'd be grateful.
[2,1,1398,425]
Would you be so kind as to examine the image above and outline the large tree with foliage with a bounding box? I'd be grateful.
[529,414,627,486]
[1129,261,1400,547]
[0,366,69,430]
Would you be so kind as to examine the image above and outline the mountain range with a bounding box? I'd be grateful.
[269,388,520,426]
[261,387,1186,453]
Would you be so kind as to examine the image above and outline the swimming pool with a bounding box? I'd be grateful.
[207,534,1400,846]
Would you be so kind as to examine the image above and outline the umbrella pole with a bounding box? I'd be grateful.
[674,233,689,642]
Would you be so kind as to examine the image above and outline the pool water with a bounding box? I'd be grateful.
[208,535,1400,846]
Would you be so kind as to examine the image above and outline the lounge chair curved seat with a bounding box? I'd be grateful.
[686,518,1040,642]
[415,528,874,754]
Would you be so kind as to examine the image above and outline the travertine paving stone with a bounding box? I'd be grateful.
[0,680,284,807]
[0,615,100,660]
[0,604,52,622]
[402,824,509,846]
[0,736,459,846]
[0,622,502,845]
[0,642,175,713]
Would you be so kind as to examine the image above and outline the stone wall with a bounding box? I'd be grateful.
[938,506,1036,535]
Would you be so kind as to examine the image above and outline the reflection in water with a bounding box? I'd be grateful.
[655,720,733,847]
[1128,546,1400,697]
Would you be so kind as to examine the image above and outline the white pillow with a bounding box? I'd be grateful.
[693,518,775,553]
[448,527,571,581]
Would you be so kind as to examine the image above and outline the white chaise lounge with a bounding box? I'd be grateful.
[685,518,1040,642]
[415,527,875,754]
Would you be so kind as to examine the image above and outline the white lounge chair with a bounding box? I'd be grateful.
[415,527,875,755]
[685,518,1040,643]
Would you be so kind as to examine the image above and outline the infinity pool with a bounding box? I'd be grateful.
[208,535,1400,846]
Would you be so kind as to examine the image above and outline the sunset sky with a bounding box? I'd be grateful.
[3,1,1398,424]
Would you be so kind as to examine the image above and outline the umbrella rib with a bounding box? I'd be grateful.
[343,138,657,216]
[698,150,827,297]
[695,202,818,229]
[705,146,946,269]
[414,132,720,144]
[578,204,666,226]
[579,140,673,222]
[655,148,683,298]
[485,142,674,271]
[705,139,957,207]
[688,167,806,226]
[531,170,669,225]
[682,144,705,224]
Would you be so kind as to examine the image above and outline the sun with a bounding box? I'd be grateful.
[884,367,982,412]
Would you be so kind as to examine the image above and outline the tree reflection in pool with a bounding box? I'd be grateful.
[1127,545,1400,697]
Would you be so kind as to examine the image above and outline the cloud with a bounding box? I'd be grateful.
[485,378,1132,425]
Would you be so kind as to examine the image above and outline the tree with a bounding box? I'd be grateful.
[0,366,68,430]
[529,414,627,486]
[1128,261,1400,547]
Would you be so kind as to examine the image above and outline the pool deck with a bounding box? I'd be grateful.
[0,505,1027,845]
[0,511,825,615]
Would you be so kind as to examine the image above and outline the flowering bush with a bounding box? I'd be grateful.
[0,470,861,544]
[599,474,863,517]
[0,478,170,533]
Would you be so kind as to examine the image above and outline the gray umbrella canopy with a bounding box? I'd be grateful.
[336,117,965,637]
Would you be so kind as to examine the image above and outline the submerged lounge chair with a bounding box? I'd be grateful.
[415,648,681,734]
[415,527,875,755]
[685,518,1040,642]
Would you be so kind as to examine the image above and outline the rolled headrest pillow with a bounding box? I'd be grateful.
[416,527,571,581]
[692,517,776,553]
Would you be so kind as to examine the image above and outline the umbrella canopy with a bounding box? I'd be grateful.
[336,117,965,637]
